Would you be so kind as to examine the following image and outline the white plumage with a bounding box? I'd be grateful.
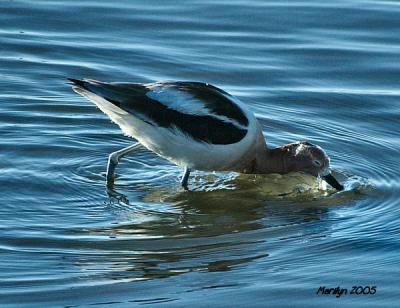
[71,80,261,172]
[69,78,344,191]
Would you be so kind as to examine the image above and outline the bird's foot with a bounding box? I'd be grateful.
[106,187,129,205]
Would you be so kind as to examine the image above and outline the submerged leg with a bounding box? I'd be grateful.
[180,167,191,190]
[106,142,142,187]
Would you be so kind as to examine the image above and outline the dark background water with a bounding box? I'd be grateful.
[1,0,399,306]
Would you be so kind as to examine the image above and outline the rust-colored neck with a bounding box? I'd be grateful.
[251,145,294,174]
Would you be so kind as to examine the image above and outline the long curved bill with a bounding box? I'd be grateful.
[323,173,344,191]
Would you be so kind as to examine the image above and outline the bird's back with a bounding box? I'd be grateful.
[70,79,262,170]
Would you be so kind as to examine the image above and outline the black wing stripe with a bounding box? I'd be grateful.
[159,82,249,126]
[71,79,248,145]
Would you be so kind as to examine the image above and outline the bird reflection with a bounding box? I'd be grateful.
[75,172,348,283]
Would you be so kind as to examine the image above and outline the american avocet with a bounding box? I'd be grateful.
[68,79,343,191]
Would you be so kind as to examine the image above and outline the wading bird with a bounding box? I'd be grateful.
[69,79,343,191]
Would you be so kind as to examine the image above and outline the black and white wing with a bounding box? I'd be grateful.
[69,79,250,145]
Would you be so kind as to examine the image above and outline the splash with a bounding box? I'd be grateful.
[234,172,332,198]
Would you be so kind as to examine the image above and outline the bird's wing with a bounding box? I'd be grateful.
[69,79,250,145]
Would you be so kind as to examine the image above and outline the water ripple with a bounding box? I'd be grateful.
[1,0,399,306]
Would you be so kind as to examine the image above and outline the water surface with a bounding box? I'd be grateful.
[1,0,399,306]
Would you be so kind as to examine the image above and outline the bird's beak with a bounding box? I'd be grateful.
[323,173,344,191]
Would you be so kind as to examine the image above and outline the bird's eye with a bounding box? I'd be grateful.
[313,160,322,166]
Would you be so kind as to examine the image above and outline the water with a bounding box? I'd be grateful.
[1,0,399,306]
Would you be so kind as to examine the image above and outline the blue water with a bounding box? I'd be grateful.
[1,0,399,306]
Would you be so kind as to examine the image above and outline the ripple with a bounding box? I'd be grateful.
[1,0,400,306]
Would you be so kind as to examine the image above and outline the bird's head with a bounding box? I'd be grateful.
[288,141,343,191]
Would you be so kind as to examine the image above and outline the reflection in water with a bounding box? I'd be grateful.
[107,167,370,207]
[73,171,370,283]
[1,0,399,305]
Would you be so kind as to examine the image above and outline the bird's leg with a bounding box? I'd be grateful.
[180,167,191,190]
[106,142,142,187]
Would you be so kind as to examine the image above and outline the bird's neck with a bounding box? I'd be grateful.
[254,144,294,174]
